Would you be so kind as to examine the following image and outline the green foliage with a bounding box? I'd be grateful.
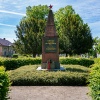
[94,58,100,64]
[88,37,100,58]
[0,57,94,70]
[14,5,93,56]
[12,54,18,58]
[14,5,49,57]
[3,58,41,70]
[88,59,100,100]
[55,5,93,55]
[8,65,89,86]
[0,66,10,100]
[60,58,94,67]
[88,65,100,100]
[93,37,100,53]
[0,58,4,66]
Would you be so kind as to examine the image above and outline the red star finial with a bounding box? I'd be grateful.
[49,4,53,9]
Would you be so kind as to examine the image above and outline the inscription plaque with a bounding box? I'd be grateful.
[44,37,57,53]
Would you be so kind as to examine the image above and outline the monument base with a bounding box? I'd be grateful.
[41,62,60,69]
[36,66,65,71]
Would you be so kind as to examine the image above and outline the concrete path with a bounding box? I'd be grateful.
[8,86,92,100]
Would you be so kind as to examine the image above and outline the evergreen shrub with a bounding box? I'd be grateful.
[0,66,10,100]
[88,59,100,100]
[0,57,94,70]
[8,65,89,86]
[12,54,18,58]
[60,58,94,67]
[3,57,41,70]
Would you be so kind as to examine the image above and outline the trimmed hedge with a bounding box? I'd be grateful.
[0,66,10,100]
[12,54,18,58]
[88,59,100,100]
[8,65,89,86]
[0,57,41,70]
[0,57,94,70]
[60,58,94,67]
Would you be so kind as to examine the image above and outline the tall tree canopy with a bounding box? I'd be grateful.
[55,5,93,56]
[14,5,49,57]
[14,5,93,57]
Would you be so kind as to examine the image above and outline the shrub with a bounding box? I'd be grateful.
[78,59,94,67]
[0,57,6,66]
[0,60,3,66]
[60,58,94,67]
[88,62,100,100]
[0,57,94,70]
[94,58,100,64]
[3,57,41,70]
[3,59,19,70]
[8,65,90,86]
[12,54,18,58]
[0,66,10,100]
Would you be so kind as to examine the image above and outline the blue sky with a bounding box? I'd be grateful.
[0,0,100,42]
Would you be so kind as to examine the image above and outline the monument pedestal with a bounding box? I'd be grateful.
[37,66,65,71]
[41,62,60,69]
[41,36,60,70]
[38,6,64,71]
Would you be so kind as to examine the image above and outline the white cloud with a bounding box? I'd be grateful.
[0,0,100,40]
[0,10,26,16]
[0,35,16,43]
[0,23,16,27]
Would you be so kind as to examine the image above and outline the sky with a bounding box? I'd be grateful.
[0,0,100,43]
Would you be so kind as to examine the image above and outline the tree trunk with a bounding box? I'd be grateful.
[66,53,67,57]
[32,53,36,58]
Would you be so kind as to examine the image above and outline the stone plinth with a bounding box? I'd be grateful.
[41,9,60,70]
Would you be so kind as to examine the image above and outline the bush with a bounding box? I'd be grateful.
[3,57,41,70]
[0,57,6,66]
[0,57,94,70]
[88,61,100,100]
[8,65,90,86]
[12,54,18,58]
[60,58,94,67]
[0,66,10,100]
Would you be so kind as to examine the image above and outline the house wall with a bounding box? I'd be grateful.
[0,46,14,57]
[0,46,2,56]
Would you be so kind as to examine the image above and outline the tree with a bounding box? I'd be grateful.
[55,5,93,56]
[89,37,100,57]
[14,5,49,57]
[93,37,100,53]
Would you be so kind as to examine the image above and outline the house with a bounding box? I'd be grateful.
[0,38,14,57]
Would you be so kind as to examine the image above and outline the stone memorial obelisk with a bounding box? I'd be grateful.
[41,5,60,70]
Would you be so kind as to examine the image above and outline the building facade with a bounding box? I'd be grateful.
[0,38,14,57]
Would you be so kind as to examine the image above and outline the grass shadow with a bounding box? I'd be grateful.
[65,67,88,73]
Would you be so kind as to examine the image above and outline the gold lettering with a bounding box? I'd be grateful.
[45,43,56,45]
[46,47,56,51]
[45,40,56,45]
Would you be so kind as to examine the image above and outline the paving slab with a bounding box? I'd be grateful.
[8,86,92,100]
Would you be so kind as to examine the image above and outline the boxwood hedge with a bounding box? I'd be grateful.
[8,65,90,86]
[88,58,100,100]
[60,58,94,67]
[0,66,10,100]
[0,57,94,70]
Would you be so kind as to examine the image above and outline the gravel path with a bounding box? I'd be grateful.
[8,86,92,100]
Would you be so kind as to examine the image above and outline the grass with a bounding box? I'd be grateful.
[8,65,90,86]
